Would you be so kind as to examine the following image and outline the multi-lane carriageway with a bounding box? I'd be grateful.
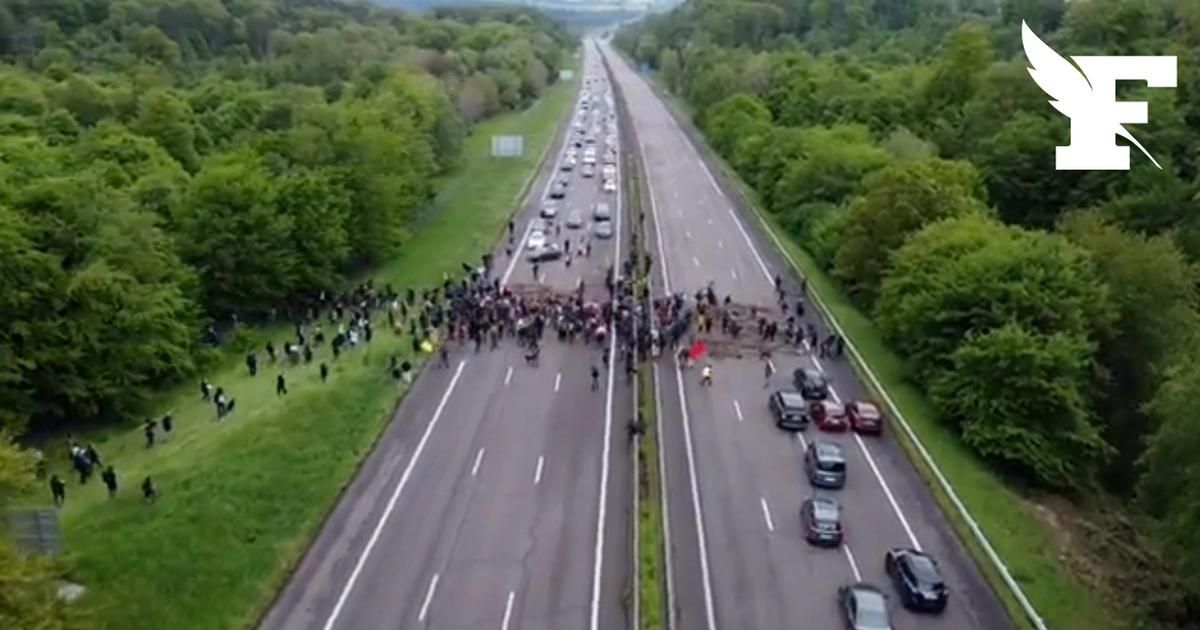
[259,36,1016,630]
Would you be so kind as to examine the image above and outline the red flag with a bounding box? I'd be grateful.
[689,339,707,361]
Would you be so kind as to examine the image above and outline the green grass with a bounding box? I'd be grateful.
[636,370,666,630]
[29,77,577,630]
[638,72,1128,630]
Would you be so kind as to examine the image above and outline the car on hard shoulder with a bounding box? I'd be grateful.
[800,495,843,547]
[838,583,893,630]
[808,399,848,432]
[793,368,830,400]
[540,203,559,219]
[805,440,846,489]
[603,178,617,193]
[768,390,808,431]
[885,548,948,614]
[592,202,612,221]
[846,401,884,435]
[526,243,563,263]
[561,157,575,172]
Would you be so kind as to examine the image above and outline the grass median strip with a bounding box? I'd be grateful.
[28,78,576,630]
[637,369,666,630]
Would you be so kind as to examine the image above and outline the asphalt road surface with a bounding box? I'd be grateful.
[599,39,1017,630]
[260,44,633,630]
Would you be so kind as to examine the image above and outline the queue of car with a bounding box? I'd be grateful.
[763,358,948,628]
[525,72,617,264]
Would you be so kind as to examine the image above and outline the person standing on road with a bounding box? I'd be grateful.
[700,363,713,387]
[591,365,601,390]
[50,475,66,507]
[532,262,540,282]
[763,355,775,387]
[439,345,450,368]
[276,373,287,396]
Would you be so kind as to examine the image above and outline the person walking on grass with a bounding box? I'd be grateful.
[320,362,329,383]
[276,373,287,396]
[142,476,157,504]
[101,466,117,498]
[161,413,173,442]
[144,418,157,448]
[246,352,258,376]
[50,475,66,507]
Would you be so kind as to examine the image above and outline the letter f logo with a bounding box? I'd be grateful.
[1022,21,1176,170]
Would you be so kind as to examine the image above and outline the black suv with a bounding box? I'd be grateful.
[793,368,830,400]
[804,441,846,489]
[768,390,808,431]
[885,548,949,613]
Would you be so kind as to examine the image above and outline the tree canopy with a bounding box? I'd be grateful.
[0,0,572,435]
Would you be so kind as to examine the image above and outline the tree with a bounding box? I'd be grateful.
[702,93,772,160]
[175,152,298,315]
[879,214,1114,486]
[276,170,351,293]
[50,75,112,127]
[636,33,659,67]
[773,125,891,213]
[929,323,1108,488]
[1061,210,1200,492]
[975,113,1077,228]
[660,47,682,94]
[132,89,200,172]
[1139,355,1200,590]
[833,158,990,302]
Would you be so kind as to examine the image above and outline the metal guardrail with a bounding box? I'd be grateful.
[635,63,1049,630]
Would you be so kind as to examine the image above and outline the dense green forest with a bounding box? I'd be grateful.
[618,0,1200,625]
[0,0,569,437]
[0,2,570,624]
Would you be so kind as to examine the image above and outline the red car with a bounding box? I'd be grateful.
[807,400,847,432]
[846,401,884,435]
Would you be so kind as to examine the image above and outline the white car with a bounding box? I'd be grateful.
[602,164,617,178]
[526,230,547,250]
[583,153,597,165]
[603,178,617,193]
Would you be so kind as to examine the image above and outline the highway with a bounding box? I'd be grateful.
[260,44,633,630]
[599,40,1016,630]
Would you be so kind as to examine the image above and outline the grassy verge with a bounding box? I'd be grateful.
[640,74,1125,630]
[637,370,665,630]
[30,76,577,630]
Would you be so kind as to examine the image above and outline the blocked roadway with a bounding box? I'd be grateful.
[260,44,632,630]
[599,39,1015,630]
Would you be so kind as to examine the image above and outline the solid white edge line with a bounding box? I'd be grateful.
[733,400,743,422]
[589,41,621,630]
[418,573,439,622]
[645,64,935,566]
[760,497,775,533]
[853,432,921,549]
[618,42,717,629]
[535,455,545,485]
[321,360,468,630]
[842,545,863,582]
[471,448,486,477]
[652,364,678,630]
[500,591,516,630]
